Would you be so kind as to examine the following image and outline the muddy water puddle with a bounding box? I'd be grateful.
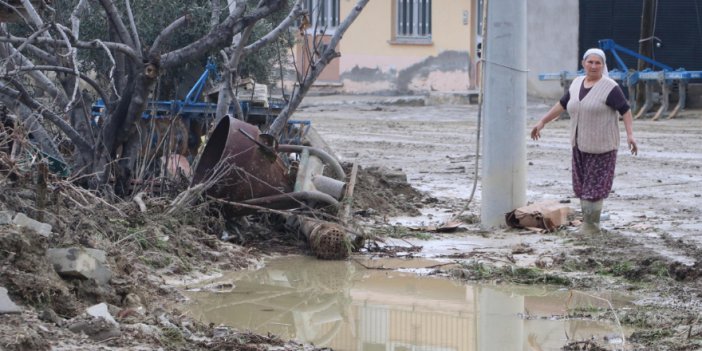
[182,256,632,350]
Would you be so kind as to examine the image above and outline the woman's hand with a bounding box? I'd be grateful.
[531,121,545,140]
[622,110,637,155]
[532,103,564,140]
[627,135,638,155]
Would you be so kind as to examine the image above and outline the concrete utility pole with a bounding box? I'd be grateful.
[480,0,527,228]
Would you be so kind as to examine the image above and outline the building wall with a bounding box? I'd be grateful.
[337,0,474,94]
[298,0,581,97]
[526,0,579,99]
[296,33,341,82]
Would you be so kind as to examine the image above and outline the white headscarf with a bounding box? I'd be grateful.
[582,48,609,78]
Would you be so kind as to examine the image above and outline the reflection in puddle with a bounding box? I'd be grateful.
[183,256,630,350]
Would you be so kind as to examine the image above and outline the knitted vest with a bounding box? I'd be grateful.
[567,76,620,154]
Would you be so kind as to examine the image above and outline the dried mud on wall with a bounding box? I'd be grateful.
[340,51,472,95]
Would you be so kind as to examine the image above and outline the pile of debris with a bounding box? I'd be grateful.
[187,115,371,259]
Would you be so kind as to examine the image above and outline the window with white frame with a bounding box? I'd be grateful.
[304,0,340,31]
[396,0,432,40]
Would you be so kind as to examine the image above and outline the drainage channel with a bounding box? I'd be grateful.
[182,255,632,350]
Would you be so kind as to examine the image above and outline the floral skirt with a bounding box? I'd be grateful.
[572,147,617,201]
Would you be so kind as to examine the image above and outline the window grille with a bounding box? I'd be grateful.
[396,0,432,38]
[304,0,340,31]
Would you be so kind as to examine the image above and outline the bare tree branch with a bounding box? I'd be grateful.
[160,0,287,69]
[19,0,47,31]
[210,0,223,28]
[1,23,50,67]
[0,80,92,153]
[0,35,140,62]
[124,0,142,54]
[149,14,191,57]
[93,40,120,100]
[20,43,58,66]
[0,41,68,106]
[160,4,246,69]
[7,65,110,108]
[215,23,255,121]
[242,0,303,56]
[97,0,137,50]
[70,0,90,37]
[267,0,370,136]
[53,24,81,111]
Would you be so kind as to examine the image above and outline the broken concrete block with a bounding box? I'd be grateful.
[82,248,107,263]
[86,303,117,325]
[0,211,13,225]
[368,166,408,184]
[68,318,121,341]
[38,308,62,325]
[0,287,21,314]
[13,213,52,237]
[46,248,112,285]
[68,302,122,341]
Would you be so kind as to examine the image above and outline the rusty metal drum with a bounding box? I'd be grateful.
[191,116,292,205]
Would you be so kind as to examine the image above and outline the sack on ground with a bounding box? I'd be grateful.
[505,201,573,232]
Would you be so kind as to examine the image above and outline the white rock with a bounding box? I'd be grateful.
[13,213,52,237]
[86,303,117,325]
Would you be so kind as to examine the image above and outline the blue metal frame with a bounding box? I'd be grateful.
[90,59,306,140]
[282,120,311,145]
[539,39,702,119]
[540,39,702,85]
[91,58,289,121]
[183,58,218,106]
[92,58,222,121]
[597,39,673,72]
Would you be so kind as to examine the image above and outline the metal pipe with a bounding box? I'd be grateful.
[312,175,345,200]
[278,144,346,181]
[241,190,339,210]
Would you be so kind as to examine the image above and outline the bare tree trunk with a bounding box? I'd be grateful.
[107,58,159,193]
[216,24,255,122]
[215,0,242,122]
[267,0,369,137]
[215,69,235,121]
[114,132,141,195]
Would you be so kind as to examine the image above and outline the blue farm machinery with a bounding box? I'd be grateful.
[539,39,702,120]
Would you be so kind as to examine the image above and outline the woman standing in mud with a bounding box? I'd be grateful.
[530,48,638,234]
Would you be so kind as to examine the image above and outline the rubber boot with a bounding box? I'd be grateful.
[580,199,603,234]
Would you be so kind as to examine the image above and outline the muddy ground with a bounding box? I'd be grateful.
[299,94,702,350]
[0,93,700,350]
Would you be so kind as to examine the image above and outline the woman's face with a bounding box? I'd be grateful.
[582,54,605,78]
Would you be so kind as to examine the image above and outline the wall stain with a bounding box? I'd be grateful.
[340,51,471,94]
